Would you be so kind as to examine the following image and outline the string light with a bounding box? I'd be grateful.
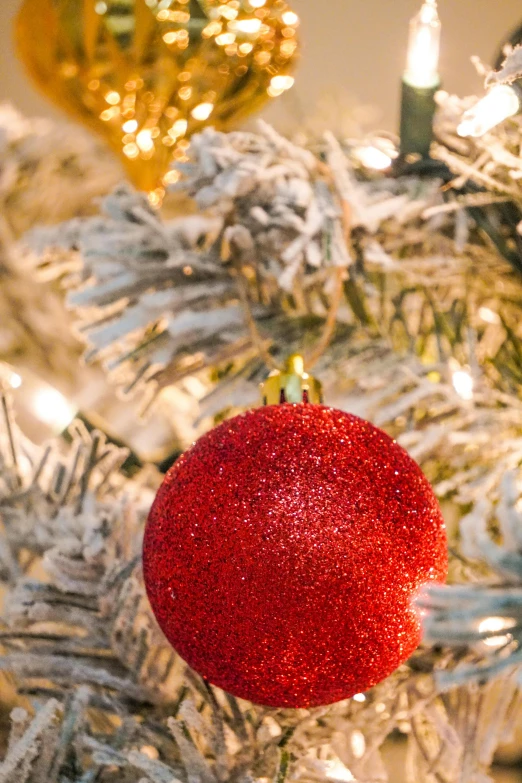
[458,84,521,138]
[452,368,474,401]
[324,760,355,782]
[31,387,76,432]
[404,0,441,89]
[399,0,441,158]
[352,692,366,703]
[355,145,393,171]
[478,306,500,325]
[478,617,516,648]
[350,731,366,760]
[7,372,22,389]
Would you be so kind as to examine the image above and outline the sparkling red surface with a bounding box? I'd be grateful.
[143,404,447,708]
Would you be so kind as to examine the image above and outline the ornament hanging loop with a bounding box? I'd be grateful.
[260,354,323,405]
[228,158,351,387]
[233,260,345,374]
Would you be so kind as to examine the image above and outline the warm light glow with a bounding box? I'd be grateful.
[280,39,297,57]
[479,617,516,648]
[202,20,223,38]
[163,31,179,44]
[324,760,355,782]
[7,371,22,389]
[249,0,266,6]
[123,142,140,159]
[457,85,521,138]
[218,4,238,20]
[105,90,120,105]
[350,731,366,760]
[355,145,392,171]
[267,74,295,97]
[148,188,165,207]
[478,306,500,325]
[452,369,474,401]
[99,107,119,121]
[94,0,107,13]
[232,18,262,34]
[122,119,138,133]
[404,0,441,89]
[352,692,366,703]
[136,129,155,152]
[163,169,180,185]
[32,387,76,432]
[191,102,214,121]
[282,10,298,25]
[139,745,159,760]
[170,118,188,137]
[216,32,236,45]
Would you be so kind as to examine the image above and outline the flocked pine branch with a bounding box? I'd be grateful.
[26,116,522,410]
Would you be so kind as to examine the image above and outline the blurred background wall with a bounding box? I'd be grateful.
[1,0,522,135]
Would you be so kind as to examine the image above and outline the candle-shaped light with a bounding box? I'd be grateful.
[458,83,522,138]
[405,0,441,89]
[400,0,441,158]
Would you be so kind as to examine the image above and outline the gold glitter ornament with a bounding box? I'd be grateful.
[15,0,299,194]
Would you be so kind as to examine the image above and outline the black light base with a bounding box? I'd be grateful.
[399,78,439,159]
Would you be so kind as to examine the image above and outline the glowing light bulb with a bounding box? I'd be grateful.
[352,692,366,703]
[122,119,138,133]
[478,306,500,325]
[324,761,355,782]
[350,731,366,760]
[355,146,392,171]
[32,387,76,432]
[478,617,515,648]
[404,0,441,89]
[8,372,22,389]
[458,84,521,138]
[452,369,474,401]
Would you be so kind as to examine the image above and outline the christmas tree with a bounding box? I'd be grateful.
[3,1,522,781]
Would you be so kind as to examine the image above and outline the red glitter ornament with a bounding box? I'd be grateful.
[143,404,447,708]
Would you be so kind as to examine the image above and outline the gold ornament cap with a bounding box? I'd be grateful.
[260,354,323,405]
